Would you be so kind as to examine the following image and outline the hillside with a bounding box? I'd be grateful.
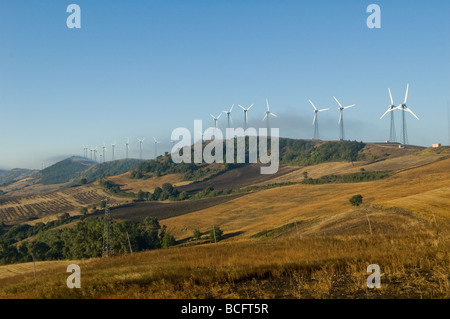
[0,168,37,187]
[38,156,95,185]
[0,154,449,298]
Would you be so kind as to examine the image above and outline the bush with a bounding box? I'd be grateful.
[193,229,201,240]
[349,194,363,206]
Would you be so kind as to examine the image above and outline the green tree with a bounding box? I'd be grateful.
[209,225,223,243]
[349,194,363,206]
[193,229,201,240]
[161,233,176,248]
[29,241,50,261]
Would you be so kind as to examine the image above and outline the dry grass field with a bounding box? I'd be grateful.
[0,185,123,225]
[0,223,448,298]
[105,172,191,193]
[0,146,449,299]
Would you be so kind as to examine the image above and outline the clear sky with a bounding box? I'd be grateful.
[1,0,449,169]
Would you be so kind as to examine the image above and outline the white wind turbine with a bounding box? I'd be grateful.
[102,144,107,163]
[380,88,398,143]
[238,103,254,129]
[153,136,160,158]
[262,99,277,130]
[309,99,329,140]
[395,83,419,147]
[125,138,130,159]
[137,138,145,160]
[222,104,234,128]
[111,142,116,161]
[210,113,222,128]
[334,96,356,141]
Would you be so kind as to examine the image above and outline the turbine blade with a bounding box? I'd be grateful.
[210,114,216,119]
[270,112,277,117]
[312,113,317,125]
[406,107,419,120]
[333,96,343,108]
[217,113,222,119]
[380,108,391,120]
[319,108,329,112]
[338,111,342,124]
[266,99,270,111]
[247,104,254,111]
[262,113,267,121]
[388,88,394,106]
[238,104,245,110]
[344,104,355,109]
[404,83,409,104]
[230,104,234,112]
[309,99,317,110]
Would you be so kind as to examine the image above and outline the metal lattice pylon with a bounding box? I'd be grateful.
[102,198,113,257]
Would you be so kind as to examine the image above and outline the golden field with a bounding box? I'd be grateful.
[0,147,449,298]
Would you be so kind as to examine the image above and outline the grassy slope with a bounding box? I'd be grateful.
[159,157,450,241]
[1,147,450,298]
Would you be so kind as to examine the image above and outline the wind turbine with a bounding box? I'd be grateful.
[90,148,94,161]
[111,142,116,161]
[125,139,130,159]
[153,137,160,158]
[222,104,234,128]
[380,88,398,143]
[102,144,107,163]
[93,147,98,162]
[309,99,329,140]
[334,96,356,141]
[210,113,222,128]
[83,145,88,158]
[262,99,277,130]
[137,138,145,160]
[238,104,254,129]
[395,83,419,147]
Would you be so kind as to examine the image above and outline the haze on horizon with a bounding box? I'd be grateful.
[1,0,449,170]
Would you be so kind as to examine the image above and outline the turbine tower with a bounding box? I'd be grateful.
[102,144,106,163]
[309,99,329,140]
[334,96,356,141]
[238,104,254,129]
[222,104,234,128]
[153,137,160,159]
[396,83,419,147]
[125,139,130,159]
[137,138,145,160]
[262,99,277,131]
[93,147,98,162]
[210,113,222,128]
[111,142,116,161]
[380,88,397,143]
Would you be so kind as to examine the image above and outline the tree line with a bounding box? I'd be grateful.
[0,215,175,265]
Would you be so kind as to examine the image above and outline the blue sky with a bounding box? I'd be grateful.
[1,0,449,169]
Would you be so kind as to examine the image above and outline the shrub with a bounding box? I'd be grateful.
[349,194,363,206]
[193,229,201,240]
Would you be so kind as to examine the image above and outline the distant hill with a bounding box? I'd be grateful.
[38,156,95,185]
[0,168,37,186]
[37,156,142,185]
[79,158,142,184]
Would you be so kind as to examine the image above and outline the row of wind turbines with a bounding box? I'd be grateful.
[82,136,162,163]
[211,83,419,146]
[210,99,278,131]
[80,84,419,163]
